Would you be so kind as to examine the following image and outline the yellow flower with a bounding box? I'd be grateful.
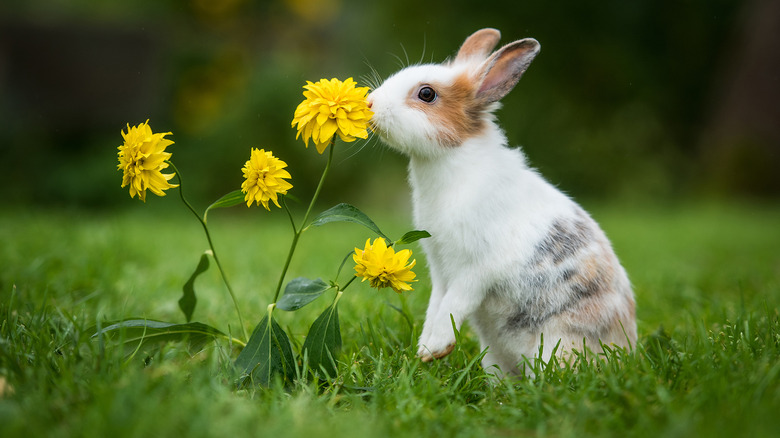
[117,120,178,202]
[241,148,293,210]
[353,238,417,293]
[291,77,374,154]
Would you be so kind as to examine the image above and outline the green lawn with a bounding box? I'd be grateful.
[1,201,779,437]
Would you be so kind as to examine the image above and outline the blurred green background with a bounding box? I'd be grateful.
[1,0,778,210]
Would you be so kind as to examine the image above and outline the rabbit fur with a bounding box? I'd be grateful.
[367,28,636,376]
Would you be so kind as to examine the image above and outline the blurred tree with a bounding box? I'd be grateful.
[0,0,775,209]
[699,0,780,196]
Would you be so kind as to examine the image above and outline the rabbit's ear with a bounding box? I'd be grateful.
[475,38,540,104]
[454,28,502,63]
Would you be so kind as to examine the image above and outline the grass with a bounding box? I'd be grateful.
[1,200,779,437]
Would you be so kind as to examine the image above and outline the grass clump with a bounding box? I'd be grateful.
[1,201,779,437]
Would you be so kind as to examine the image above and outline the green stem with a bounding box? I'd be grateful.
[271,229,302,304]
[338,275,358,292]
[271,140,336,303]
[167,161,248,341]
[281,196,297,235]
[218,334,247,348]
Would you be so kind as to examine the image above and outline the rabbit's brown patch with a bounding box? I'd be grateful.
[569,253,615,299]
[505,215,621,335]
[570,292,636,348]
[406,73,489,147]
[563,252,636,346]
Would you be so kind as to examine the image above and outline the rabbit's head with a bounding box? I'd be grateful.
[368,28,540,158]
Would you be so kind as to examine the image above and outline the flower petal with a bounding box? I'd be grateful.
[292,78,374,151]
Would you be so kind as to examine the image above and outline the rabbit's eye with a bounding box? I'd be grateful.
[417,86,437,103]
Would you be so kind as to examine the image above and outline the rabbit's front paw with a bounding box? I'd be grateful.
[417,342,455,362]
[417,320,457,362]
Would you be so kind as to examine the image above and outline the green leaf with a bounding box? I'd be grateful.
[276,277,333,311]
[302,295,342,378]
[394,230,431,245]
[308,203,389,240]
[179,251,211,322]
[234,306,296,387]
[204,189,245,223]
[91,319,225,357]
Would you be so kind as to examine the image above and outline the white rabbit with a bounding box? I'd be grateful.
[367,28,637,376]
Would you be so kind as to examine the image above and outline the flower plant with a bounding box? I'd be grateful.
[100,78,429,387]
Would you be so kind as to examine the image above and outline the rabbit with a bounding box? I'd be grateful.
[366,28,637,377]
